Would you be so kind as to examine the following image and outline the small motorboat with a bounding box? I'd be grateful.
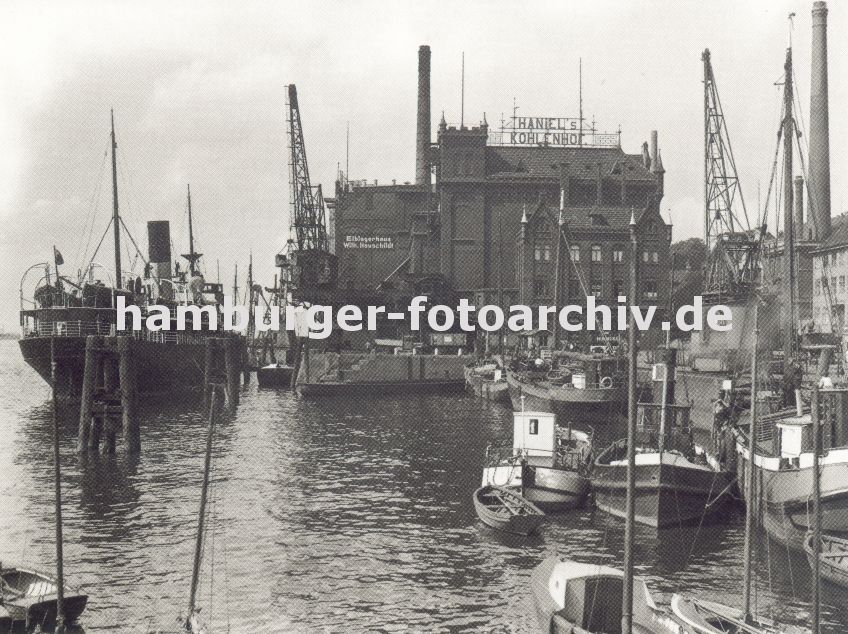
[482,411,592,511]
[531,556,690,633]
[805,532,848,588]
[472,485,545,536]
[671,594,809,633]
[257,362,295,388]
[0,564,88,628]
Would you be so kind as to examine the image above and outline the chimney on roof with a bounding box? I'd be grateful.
[641,142,651,170]
[809,1,831,240]
[416,45,431,187]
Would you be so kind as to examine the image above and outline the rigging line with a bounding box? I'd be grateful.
[75,149,110,268]
[119,217,150,269]
[88,218,114,269]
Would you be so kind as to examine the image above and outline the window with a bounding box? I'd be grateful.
[840,276,845,292]
[815,279,821,296]
[570,245,580,262]
[534,246,541,261]
[643,251,649,263]
[832,277,837,290]
[529,419,539,435]
[591,245,602,262]
[831,253,837,266]
[613,247,624,263]
[612,279,624,298]
[643,280,658,301]
[591,282,602,298]
[534,277,550,297]
[544,246,551,261]
[652,251,659,263]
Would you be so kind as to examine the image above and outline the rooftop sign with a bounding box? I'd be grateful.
[489,115,620,148]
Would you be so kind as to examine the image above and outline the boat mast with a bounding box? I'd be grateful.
[186,388,219,628]
[552,188,565,351]
[187,185,197,275]
[621,210,638,634]
[741,299,759,622]
[812,385,822,634]
[782,48,797,357]
[50,339,66,632]
[110,110,122,289]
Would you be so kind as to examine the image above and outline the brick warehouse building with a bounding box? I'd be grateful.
[331,45,671,344]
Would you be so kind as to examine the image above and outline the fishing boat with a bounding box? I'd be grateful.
[0,565,88,629]
[482,410,592,511]
[805,531,848,588]
[530,558,690,633]
[593,352,734,528]
[464,362,509,404]
[472,485,545,536]
[506,352,625,421]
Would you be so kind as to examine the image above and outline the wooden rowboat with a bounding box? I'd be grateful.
[671,595,809,633]
[0,565,88,629]
[473,485,544,536]
[805,532,848,588]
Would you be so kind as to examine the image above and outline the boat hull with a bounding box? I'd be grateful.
[472,485,545,535]
[482,463,589,512]
[19,334,223,400]
[804,533,848,589]
[257,365,294,388]
[592,451,734,528]
[464,366,510,404]
[506,371,624,421]
[736,439,848,551]
[0,567,88,626]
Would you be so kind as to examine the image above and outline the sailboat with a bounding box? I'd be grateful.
[531,211,692,633]
[672,300,809,633]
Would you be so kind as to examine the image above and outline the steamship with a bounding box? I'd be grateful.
[18,116,236,400]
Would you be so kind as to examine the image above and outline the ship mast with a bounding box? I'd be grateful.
[183,184,203,276]
[782,48,797,357]
[110,110,122,289]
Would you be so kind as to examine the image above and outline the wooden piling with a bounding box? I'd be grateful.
[203,338,215,415]
[224,337,240,408]
[78,335,101,451]
[289,336,302,389]
[118,336,140,453]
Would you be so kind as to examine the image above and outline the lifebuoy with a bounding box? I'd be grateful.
[600,376,613,388]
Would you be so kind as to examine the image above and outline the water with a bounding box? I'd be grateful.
[0,339,845,632]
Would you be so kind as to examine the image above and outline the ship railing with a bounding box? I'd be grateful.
[131,329,207,346]
[24,320,115,338]
[483,442,590,472]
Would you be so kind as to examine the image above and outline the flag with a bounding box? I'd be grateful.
[53,246,64,266]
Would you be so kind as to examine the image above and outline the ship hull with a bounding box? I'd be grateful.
[592,451,734,528]
[736,440,848,551]
[506,370,624,420]
[19,335,209,400]
[464,366,510,404]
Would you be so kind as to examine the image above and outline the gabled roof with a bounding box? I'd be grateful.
[816,213,848,252]
[525,202,662,232]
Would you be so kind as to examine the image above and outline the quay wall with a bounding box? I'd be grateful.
[299,352,472,384]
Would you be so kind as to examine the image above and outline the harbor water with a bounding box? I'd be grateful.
[0,340,845,632]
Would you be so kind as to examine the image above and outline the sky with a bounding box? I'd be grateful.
[1,0,846,331]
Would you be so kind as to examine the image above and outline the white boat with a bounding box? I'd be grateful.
[482,411,592,512]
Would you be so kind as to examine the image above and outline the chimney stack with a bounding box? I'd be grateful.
[809,1,831,240]
[416,45,431,187]
[794,176,805,240]
[650,130,658,168]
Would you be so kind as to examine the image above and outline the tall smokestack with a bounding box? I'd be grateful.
[794,176,805,240]
[416,45,431,187]
[809,1,831,240]
[649,130,658,169]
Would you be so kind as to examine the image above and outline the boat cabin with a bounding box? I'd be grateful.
[513,411,558,457]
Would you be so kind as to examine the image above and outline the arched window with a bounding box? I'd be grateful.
[570,245,580,262]
[591,245,602,262]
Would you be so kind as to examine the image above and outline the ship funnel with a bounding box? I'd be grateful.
[809,1,831,239]
[147,220,173,290]
[416,45,431,187]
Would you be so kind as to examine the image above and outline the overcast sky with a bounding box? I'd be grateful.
[1,0,846,330]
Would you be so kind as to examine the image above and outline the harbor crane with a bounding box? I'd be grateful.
[282,84,337,302]
[702,49,762,303]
